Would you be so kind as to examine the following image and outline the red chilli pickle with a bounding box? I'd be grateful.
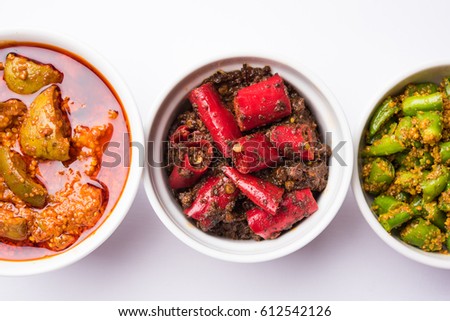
[167,65,330,240]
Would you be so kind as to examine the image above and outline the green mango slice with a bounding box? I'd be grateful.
[0,209,28,241]
[0,99,27,129]
[0,146,48,208]
[4,52,63,94]
[20,85,71,161]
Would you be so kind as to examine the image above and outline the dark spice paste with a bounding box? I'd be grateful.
[167,64,330,240]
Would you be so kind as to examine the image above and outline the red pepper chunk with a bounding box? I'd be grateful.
[169,125,191,144]
[184,175,239,231]
[222,166,284,215]
[231,132,280,174]
[169,140,213,190]
[247,189,318,239]
[269,124,315,160]
[189,83,242,157]
[234,74,292,131]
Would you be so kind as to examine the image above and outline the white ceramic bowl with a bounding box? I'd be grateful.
[0,28,144,275]
[352,62,450,269]
[144,55,353,263]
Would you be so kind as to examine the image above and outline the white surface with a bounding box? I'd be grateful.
[1,0,450,300]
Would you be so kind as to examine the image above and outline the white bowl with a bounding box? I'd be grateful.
[352,62,450,269]
[0,28,144,275]
[144,55,353,263]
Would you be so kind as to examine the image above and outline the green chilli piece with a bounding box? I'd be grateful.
[443,77,450,97]
[369,97,399,137]
[404,82,439,97]
[412,141,424,149]
[421,166,449,203]
[363,158,395,195]
[422,202,447,231]
[400,217,444,252]
[372,195,403,215]
[438,186,450,212]
[410,196,425,216]
[361,134,405,157]
[395,191,411,203]
[379,204,414,232]
[402,92,443,116]
[394,171,421,195]
[439,141,450,164]
[396,150,434,170]
[415,111,443,145]
[419,151,434,169]
[393,152,409,170]
[4,53,63,95]
[0,146,48,208]
[366,120,396,145]
[394,116,415,144]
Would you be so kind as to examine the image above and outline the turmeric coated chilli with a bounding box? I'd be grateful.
[362,78,450,253]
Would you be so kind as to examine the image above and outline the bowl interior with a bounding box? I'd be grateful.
[0,29,143,275]
[145,56,353,262]
[354,64,450,268]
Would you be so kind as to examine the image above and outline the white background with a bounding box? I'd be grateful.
[1,0,450,300]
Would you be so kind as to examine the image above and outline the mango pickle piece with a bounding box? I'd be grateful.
[0,99,27,130]
[0,209,28,241]
[4,53,63,94]
[20,85,71,161]
[0,146,48,208]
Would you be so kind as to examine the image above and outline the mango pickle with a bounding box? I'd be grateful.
[0,146,48,208]
[0,44,130,258]
[3,53,63,94]
[19,85,71,161]
[0,99,27,129]
[0,209,28,241]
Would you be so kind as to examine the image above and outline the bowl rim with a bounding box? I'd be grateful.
[352,60,450,269]
[0,27,144,276]
[143,53,354,263]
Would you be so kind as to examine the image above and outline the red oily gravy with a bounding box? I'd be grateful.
[0,42,130,261]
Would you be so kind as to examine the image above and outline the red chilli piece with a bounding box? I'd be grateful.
[246,189,318,239]
[169,140,213,190]
[269,124,315,160]
[170,125,203,145]
[234,74,292,131]
[231,132,280,174]
[184,175,239,231]
[189,83,242,157]
[222,166,284,215]
[169,125,191,144]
